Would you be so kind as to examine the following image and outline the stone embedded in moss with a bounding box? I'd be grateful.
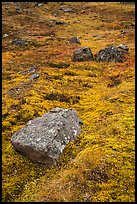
[69,36,81,44]
[29,73,39,80]
[12,38,28,46]
[72,47,94,62]
[11,107,82,167]
[95,45,129,62]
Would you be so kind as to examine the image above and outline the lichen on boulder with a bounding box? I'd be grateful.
[95,44,129,62]
[72,46,94,62]
[11,107,82,167]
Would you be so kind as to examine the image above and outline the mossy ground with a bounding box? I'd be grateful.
[2,2,135,202]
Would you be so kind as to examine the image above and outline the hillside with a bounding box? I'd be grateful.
[2,2,135,202]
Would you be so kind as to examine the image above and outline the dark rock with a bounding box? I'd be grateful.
[95,45,129,62]
[69,36,81,44]
[29,73,39,80]
[11,107,82,166]
[72,46,94,62]
[12,38,27,46]
[55,21,66,25]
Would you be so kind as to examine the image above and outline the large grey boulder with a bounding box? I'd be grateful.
[11,107,82,167]
[72,46,94,62]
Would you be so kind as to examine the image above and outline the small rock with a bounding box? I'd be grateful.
[11,107,82,166]
[28,69,35,74]
[3,33,8,38]
[35,2,44,7]
[12,38,27,46]
[69,36,81,44]
[117,44,129,51]
[62,8,73,12]
[72,46,94,62]
[29,73,39,80]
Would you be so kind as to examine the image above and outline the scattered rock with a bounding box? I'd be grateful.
[69,36,81,44]
[11,107,82,166]
[117,44,129,51]
[34,2,46,7]
[3,33,8,38]
[29,73,39,80]
[12,38,27,46]
[55,21,66,25]
[15,6,22,13]
[62,8,73,12]
[28,69,35,74]
[72,46,94,62]
[95,45,129,62]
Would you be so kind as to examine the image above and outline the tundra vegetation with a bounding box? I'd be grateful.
[2,2,135,202]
